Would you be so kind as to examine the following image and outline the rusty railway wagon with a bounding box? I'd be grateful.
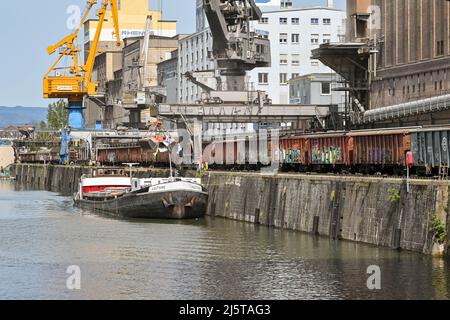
[96,143,170,166]
[17,149,60,164]
[278,128,411,174]
[16,126,449,176]
[277,126,450,175]
[347,128,411,174]
[204,137,273,171]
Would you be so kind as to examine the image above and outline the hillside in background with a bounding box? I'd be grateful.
[0,106,47,128]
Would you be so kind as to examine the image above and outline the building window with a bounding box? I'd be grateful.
[311,60,319,66]
[321,82,331,95]
[280,73,288,85]
[311,34,319,45]
[259,31,269,39]
[292,18,300,25]
[280,54,288,65]
[311,18,319,25]
[280,17,288,24]
[291,54,300,65]
[437,40,445,56]
[291,33,300,44]
[323,34,331,44]
[291,73,299,79]
[258,73,269,84]
[281,0,293,8]
[279,33,288,44]
[256,44,265,54]
[323,18,331,25]
[260,17,269,24]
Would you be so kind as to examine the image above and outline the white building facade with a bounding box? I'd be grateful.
[248,7,346,104]
[289,73,345,109]
[178,29,214,104]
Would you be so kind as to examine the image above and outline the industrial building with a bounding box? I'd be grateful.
[82,0,184,129]
[289,73,345,107]
[157,50,179,104]
[313,0,450,127]
[85,35,184,129]
[83,0,177,61]
[84,0,347,132]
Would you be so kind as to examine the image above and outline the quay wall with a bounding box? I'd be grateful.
[203,172,450,256]
[10,164,450,256]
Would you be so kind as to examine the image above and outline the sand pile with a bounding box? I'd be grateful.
[0,146,14,169]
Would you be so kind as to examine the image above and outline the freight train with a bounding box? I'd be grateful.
[96,142,170,167]
[13,125,450,176]
[204,125,450,176]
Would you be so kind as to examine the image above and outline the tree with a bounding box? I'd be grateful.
[47,100,68,130]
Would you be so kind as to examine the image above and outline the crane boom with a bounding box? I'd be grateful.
[43,0,121,129]
[139,15,153,89]
[83,0,120,94]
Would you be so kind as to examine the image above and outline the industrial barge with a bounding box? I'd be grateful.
[73,167,208,219]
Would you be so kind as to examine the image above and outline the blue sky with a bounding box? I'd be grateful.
[0,0,345,108]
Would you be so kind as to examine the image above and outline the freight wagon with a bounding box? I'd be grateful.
[15,126,450,177]
[279,132,348,172]
[347,128,411,174]
[96,143,170,167]
[204,137,272,171]
[277,126,450,175]
[410,126,450,175]
[17,149,60,164]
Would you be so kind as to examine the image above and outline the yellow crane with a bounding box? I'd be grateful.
[43,0,120,128]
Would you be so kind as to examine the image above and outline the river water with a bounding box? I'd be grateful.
[0,181,449,300]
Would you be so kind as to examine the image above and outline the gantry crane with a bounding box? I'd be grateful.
[203,0,271,91]
[43,0,121,129]
[183,0,271,105]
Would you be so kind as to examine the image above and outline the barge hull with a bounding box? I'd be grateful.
[75,190,208,219]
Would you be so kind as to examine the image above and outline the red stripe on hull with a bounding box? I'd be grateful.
[82,186,130,193]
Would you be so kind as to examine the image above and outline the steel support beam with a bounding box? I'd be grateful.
[158,104,331,123]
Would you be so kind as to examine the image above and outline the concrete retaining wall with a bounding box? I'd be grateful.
[203,172,450,256]
[10,164,450,256]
